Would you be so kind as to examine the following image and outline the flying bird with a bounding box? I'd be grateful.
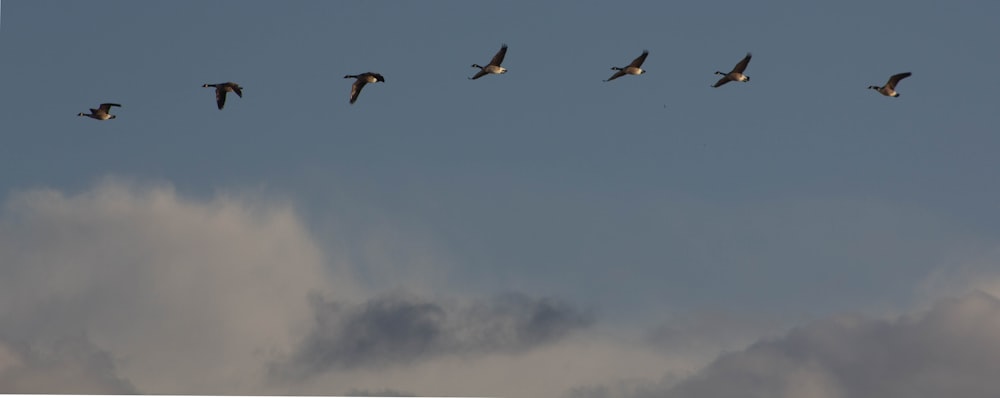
[605,50,649,82]
[77,103,121,120]
[712,53,752,88]
[202,82,244,110]
[344,72,385,104]
[470,44,509,80]
[868,72,911,97]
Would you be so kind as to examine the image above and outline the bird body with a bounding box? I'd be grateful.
[868,72,911,97]
[344,72,385,104]
[712,53,752,88]
[77,103,121,120]
[470,44,509,80]
[202,82,243,109]
[605,50,649,82]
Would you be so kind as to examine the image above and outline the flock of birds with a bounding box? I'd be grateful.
[76,45,913,121]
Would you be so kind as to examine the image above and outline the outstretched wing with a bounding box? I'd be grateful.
[98,103,121,112]
[886,72,911,89]
[732,53,752,73]
[489,44,508,66]
[470,69,489,80]
[605,69,626,82]
[628,50,649,68]
[350,80,367,104]
[712,76,731,88]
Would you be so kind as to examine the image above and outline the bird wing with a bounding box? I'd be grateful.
[732,53,752,73]
[886,72,911,89]
[605,69,626,82]
[98,103,121,112]
[231,84,243,98]
[470,69,489,80]
[628,50,649,68]
[712,76,731,88]
[350,80,367,104]
[489,44,508,66]
[216,88,227,109]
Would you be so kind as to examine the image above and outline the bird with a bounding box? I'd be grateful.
[202,82,243,110]
[605,50,649,82]
[712,53,752,88]
[470,44,508,80]
[868,72,911,97]
[344,72,385,104]
[77,103,121,120]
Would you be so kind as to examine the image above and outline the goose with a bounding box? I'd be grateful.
[868,72,911,97]
[712,53,752,88]
[202,82,243,110]
[344,72,385,104]
[605,50,649,82]
[470,44,508,80]
[77,103,121,120]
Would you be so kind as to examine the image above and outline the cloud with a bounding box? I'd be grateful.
[19,179,998,398]
[0,333,136,393]
[0,179,600,396]
[0,179,342,393]
[642,310,785,357]
[271,291,593,379]
[565,376,678,398]
[342,388,416,397]
[569,291,1000,398]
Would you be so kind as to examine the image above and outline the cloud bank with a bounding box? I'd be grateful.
[570,290,1000,398]
[0,180,594,395]
[4,179,1000,397]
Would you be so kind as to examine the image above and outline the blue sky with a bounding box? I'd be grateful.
[3,1,1000,397]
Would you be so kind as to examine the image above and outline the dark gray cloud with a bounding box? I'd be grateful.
[271,291,593,380]
[568,291,1000,398]
[0,333,136,394]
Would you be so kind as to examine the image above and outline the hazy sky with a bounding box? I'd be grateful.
[3,1,1000,397]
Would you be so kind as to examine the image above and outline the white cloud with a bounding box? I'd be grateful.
[0,180,608,396]
[0,179,347,393]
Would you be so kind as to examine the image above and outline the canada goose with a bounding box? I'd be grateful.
[868,72,911,97]
[605,50,649,82]
[77,103,121,120]
[470,44,508,80]
[344,72,385,104]
[712,53,752,88]
[202,82,243,110]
